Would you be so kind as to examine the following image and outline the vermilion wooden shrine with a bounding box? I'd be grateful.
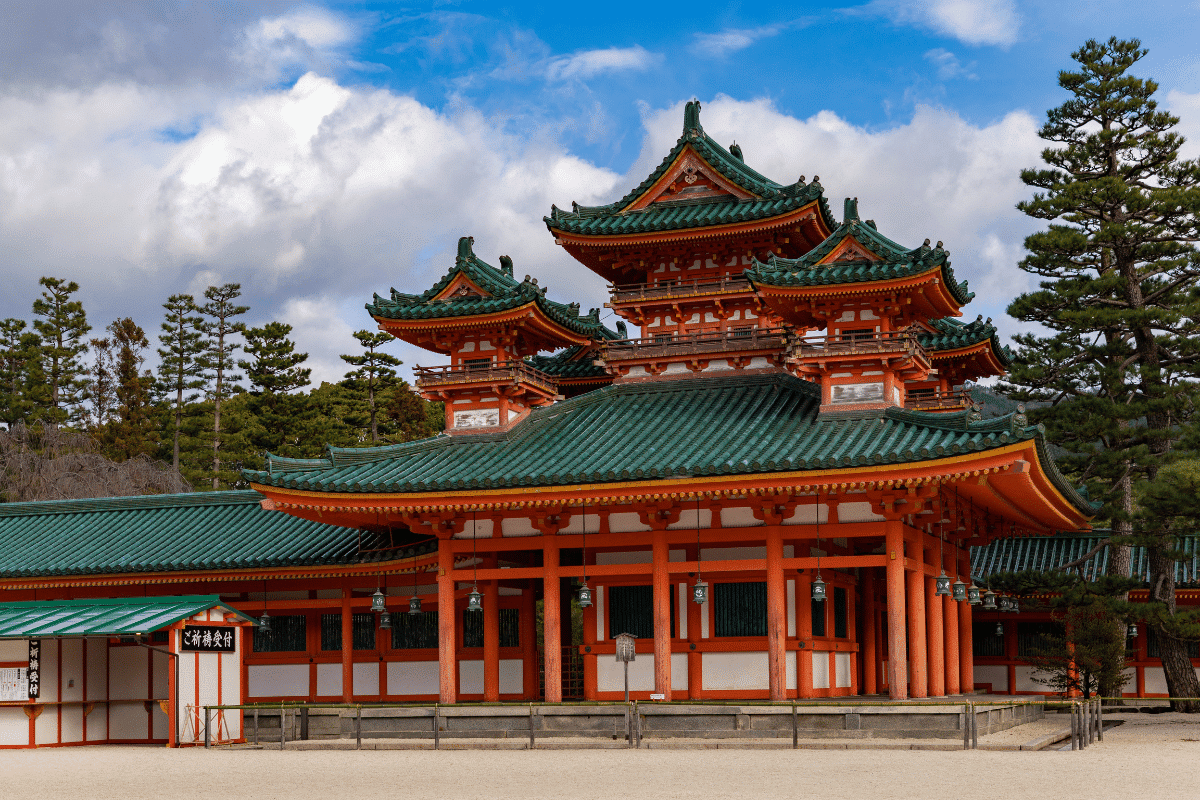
[248,101,1093,704]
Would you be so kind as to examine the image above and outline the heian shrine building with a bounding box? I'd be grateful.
[0,101,1102,747]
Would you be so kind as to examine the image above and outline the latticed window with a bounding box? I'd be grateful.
[321,613,376,651]
[833,586,848,639]
[972,621,1005,657]
[811,596,827,637]
[608,585,674,639]
[1017,621,1061,657]
[714,581,767,637]
[462,608,521,648]
[464,357,491,371]
[391,611,439,649]
[653,333,673,344]
[254,614,307,653]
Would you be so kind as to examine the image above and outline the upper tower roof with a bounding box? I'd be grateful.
[545,101,837,280]
[367,237,618,354]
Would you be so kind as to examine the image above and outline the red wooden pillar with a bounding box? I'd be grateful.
[907,546,928,698]
[944,547,961,695]
[766,525,787,701]
[483,566,500,701]
[958,547,974,693]
[581,551,598,701]
[543,541,562,702]
[652,527,672,700]
[437,540,457,704]
[885,521,908,699]
[167,627,178,747]
[797,570,814,698]
[341,586,353,702]
[861,568,878,695]
[926,575,945,696]
[686,544,703,700]
[520,583,537,700]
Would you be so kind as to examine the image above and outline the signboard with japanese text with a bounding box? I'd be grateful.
[0,667,29,702]
[27,639,40,698]
[180,625,236,653]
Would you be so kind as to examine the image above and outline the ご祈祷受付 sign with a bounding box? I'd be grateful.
[180,626,236,653]
[27,639,40,698]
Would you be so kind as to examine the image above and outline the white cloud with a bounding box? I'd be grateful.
[860,0,1020,47]
[691,25,785,58]
[239,6,363,81]
[544,45,661,81]
[629,97,1044,338]
[1167,88,1200,160]
[924,48,977,80]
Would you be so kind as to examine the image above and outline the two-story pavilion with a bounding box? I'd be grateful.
[245,101,1094,705]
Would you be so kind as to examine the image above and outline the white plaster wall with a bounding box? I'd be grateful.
[721,507,762,527]
[60,639,83,702]
[597,550,651,565]
[672,653,687,691]
[786,580,796,637]
[108,646,147,700]
[500,659,523,694]
[837,502,885,523]
[61,697,84,743]
[152,649,169,699]
[38,638,59,703]
[608,512,652,533]
[387,660,439,696]
[598,653,656,692]
[786,651,797,691]
[558,513,601,534]
[316,663,341,697]
[1014,666,1042,692]
[667,508,712,530]
[247,664,309,697]
[0,639,25,660]
[151,703,169,741]
[354,662,379,696]
[835,653,852,688]
[109,701,149,741]
[703,651,769,691]
[812,652,830,689]
[783,504,828,525]
[86,703,108,742]
[701,546,765,560]
[86,638,107,704]
[501,517,538,537]
[453,518,494,538]
[221,650,242,739]
[975,665,1008,692]
[700,601,710,639]
[0,707,28,746]
[595,586,605,641]
[459,660,483,694]
[1144,667,1168,695]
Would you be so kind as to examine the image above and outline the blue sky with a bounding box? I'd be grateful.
[1,1,1199,385]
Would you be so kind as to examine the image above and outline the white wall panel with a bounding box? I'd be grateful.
[835,653,852,688]
[152,650,170,699]
[703,652,769,691]
[85,704,107,741]
[499,659,523,694]
[316,663,341,697]
[786,651,796,691]
[59,639,83,703]
[671,653,687,691]
[1144,667,1168,695]
[596,550,651,565]
[974,665,1007,692]
[1014,666,1042,692]
[595,586,605,641]
[35,701,58,744]
[0,707,28,746]
[353,662,379,696]
[459,660,483,695]
[108,647,148,700]
[812,651,830,689]
[151,703,169,740]
[607,512,651,533]
[109,702,148,740]
[86,638,108,702]
[786,581,796,637]
[386,660,439,696]
[61,705,84,743]
[598,653,655,692]
[38,639,59,703]
[0,639,26,661]
[720,507,762,527]
[247,664,309,698]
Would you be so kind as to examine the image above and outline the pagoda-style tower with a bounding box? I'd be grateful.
[546,100,838,379]
[367,237,616,431]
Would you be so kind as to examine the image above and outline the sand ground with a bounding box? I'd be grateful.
[2,713,1198,800]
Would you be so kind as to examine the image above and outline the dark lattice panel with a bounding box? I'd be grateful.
[833,586,848,639]
[391,610,439,649]
[320,613,376,651]
[608,585,674,639]
[462,608,520,648]
[254,614,306,652]
[715,582,767,637]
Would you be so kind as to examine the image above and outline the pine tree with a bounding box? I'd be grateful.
[84,336,116,430]
[238,321,311,458]
[340,330,402,443]
[0,319,45,427]
[196,284,248,491]
[100,317,155,460]
[156,294,205,471]
[31,277,91,426]
[1003,37,1200,709]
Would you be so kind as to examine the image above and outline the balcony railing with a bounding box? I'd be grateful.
[609,276,753,305]
[904,388,973,411]
[791,330,930,363]
[413,360,557,394]
[599,327,791,362]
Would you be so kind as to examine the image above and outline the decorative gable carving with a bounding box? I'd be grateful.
[821,237,881,264]
[628,149,755,211]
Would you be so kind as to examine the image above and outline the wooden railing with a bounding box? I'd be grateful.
[413,361,557,394]
[904,388,973,411]
[609,276,753,304]
[599,327,791,362]
[791,330,930,363]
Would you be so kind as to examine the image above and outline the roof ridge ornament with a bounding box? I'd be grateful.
[683,99,703,138]
[729,142,743,161]
[844,196,860,223]
[499,255,514,277]
[457,236,475,262]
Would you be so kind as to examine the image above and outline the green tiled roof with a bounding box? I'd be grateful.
[920,317,1014,365]
[972,533,1200,586]
[745,199,973,305]
[527,346,609,380]
[0,596,256,638]
[0,491,433,579]
[367,237,617,340]
[545,100,837,236]
[245,373,1092,515]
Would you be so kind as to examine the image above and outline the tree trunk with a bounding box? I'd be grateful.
[1149,546,1200,711]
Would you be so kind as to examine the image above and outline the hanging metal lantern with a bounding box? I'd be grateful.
[370,588,387,613]
[692,578,708,605]
[997,596,1012,613]
[379,610,391,630]
[811,574,827,602]
[467,586,483,612]
[577,581,593,608]
[982,589,997,610]
[1010,599,1020,614]
[967,584,982,605]
[258,611,271,634]
[952,578,967,602]
[995,621,1004,636]
[935,571,952,597]
[408,595,422,615]
[1128,622,1138,638]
